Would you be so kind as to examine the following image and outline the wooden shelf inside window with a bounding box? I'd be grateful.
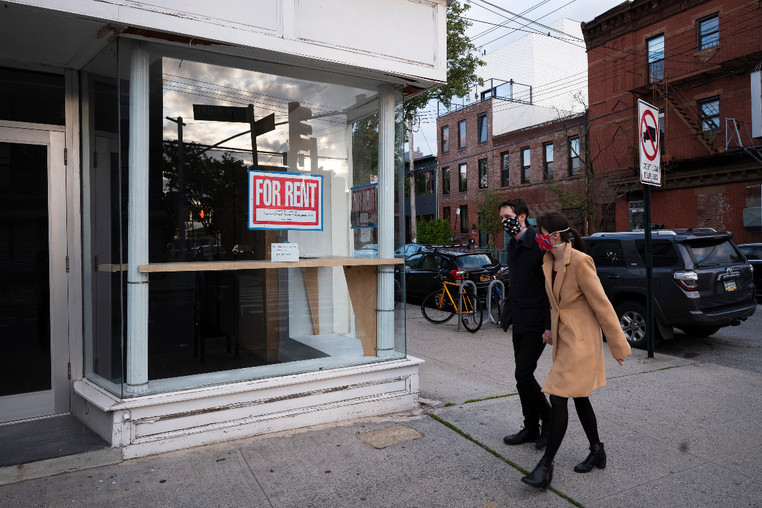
[136,257,402,273]
[99,257,400,358]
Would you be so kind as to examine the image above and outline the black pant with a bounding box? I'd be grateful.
[512,331,550,431]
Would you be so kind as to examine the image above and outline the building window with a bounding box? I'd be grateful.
[458,120,467,149]
[659,111,665,155]
[415,170,433,195]
[601,204,616,232]
[543,142,554,180]
[478,158,488,188]
[521,147,530,184]
[441,125,449,154]
[477,113,488,144]
[698,97,720,131]
[442,166,450,195]
[460,205,468,233]
[647,34,664,83]
[698,14,719,50]
[443,206,451,223]
[459,162,467,192]
[500,151,510,187]
[568,136,580,177]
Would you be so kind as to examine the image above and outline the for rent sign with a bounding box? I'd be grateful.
[248,171,323,230]
[350,183,377,229]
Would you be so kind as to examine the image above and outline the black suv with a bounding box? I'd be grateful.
[583,229,756,349]
[398,248,501,302]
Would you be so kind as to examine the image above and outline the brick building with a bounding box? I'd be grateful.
[582,0,762,243]
[437,98,587,256]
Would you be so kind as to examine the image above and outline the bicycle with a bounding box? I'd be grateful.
[421,273,483,333]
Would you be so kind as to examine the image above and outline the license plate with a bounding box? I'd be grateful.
[724,280,737,292]
[480,275,491,282]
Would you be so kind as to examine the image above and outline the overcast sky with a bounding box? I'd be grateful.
[412,0,627,155]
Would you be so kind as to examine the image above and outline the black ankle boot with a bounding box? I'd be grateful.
[522,456,554,489]
[574,442,606,473]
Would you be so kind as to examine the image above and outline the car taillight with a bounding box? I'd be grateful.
[450,269,465,280]
[673,270,698,291]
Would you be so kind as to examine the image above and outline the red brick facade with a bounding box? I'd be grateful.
[583,0,762,244]
[437,101,587,249]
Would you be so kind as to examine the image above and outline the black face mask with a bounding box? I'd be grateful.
[503,217,523,236]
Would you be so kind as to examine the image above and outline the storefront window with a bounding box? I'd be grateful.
[82,40,406,397]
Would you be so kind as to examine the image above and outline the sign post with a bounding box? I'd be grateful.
[638,99,661,359]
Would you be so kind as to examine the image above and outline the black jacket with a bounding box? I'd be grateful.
[501,224,551,333]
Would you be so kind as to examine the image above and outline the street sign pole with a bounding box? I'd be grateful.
[644,184,654,358]
[638,99,661,359]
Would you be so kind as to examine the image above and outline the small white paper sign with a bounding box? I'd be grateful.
[271,243,299,261]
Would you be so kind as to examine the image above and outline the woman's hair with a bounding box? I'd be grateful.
[536,212,586,253]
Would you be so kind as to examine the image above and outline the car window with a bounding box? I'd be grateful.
[420,254,439,270]
[586,240,625,267]
[455,254,494,269]
[740,246,762,260]
[405,253,424,268]
[635,239,680,267]
[683,239,744,267]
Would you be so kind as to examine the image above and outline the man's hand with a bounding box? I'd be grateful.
[542,329,552,345]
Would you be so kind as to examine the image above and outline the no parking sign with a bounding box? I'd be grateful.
[638,99,661,186]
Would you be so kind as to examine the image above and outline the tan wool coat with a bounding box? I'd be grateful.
[541,243,632,398]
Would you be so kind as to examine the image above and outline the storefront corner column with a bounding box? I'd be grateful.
[126,42,150,394]
[376,84,396,358]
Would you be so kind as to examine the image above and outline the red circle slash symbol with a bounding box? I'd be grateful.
[640,109,659,162]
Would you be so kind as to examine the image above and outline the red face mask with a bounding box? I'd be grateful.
[536,234,554,252]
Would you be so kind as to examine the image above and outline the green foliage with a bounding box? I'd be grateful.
[475,190,504,247]
[417,218,453,245]
[351,114,379,186]
[403,1,484,121]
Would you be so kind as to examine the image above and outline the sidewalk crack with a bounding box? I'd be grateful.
[238,449,274,508]
[428,413,585,508]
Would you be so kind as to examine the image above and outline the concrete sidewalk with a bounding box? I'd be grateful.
[1,305,761,507]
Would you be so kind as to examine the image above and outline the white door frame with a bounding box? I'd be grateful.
[0,123,69,423]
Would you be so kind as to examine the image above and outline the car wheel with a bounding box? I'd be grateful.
[679,326,720,337]
[615,300,661,350]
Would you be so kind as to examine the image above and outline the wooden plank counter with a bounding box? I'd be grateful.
[100,257,402,357]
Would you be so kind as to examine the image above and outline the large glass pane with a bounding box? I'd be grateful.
[83,40,406,395]
[0,142,51,396]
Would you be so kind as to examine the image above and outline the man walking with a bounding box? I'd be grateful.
[499,198,551,449]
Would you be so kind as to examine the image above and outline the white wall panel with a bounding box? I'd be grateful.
[6,0,446,85]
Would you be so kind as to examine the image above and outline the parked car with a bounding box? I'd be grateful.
[398,248,501,302]
[584,229,756,349]
[737,243,762,299]
[354,243,378,258]
[394,243,429,258]
[232,244,253,259]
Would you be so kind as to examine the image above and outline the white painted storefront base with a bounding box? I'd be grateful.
[72,357,422,459]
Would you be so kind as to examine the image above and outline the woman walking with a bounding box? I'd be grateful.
[522,212,631,489]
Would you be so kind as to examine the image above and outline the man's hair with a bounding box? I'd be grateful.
[498,198,529,219]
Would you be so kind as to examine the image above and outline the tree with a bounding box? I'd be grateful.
[417,218,453,245]
[403,1,484,241]
[475,189,503,251]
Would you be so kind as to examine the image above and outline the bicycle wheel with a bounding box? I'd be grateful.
[460,288,484,333]
[489,287,502,325]
[421,289,456,324]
